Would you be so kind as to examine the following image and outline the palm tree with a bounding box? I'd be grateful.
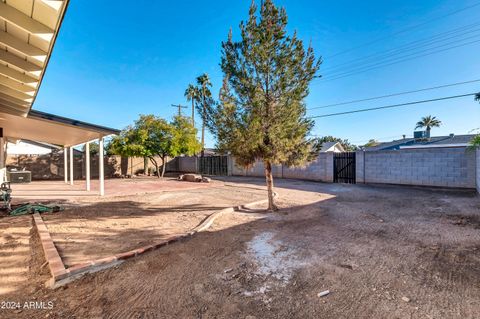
[415,115,442,136]
[196,73,212,157]
[184,84,199,127]
[475,93,480,102]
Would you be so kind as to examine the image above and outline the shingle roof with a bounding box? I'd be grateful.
[365,134,476,151]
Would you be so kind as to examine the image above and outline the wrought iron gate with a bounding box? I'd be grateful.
[333,152,356,184]
[198,156,228,176]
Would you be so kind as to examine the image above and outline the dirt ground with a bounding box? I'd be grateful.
[42,185,267,266]
[1,177,480,319]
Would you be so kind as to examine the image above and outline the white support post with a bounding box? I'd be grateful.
[0,136,4,169]
[99,137,105,196]
[85,142,91,191]
[69,147,74,185]
[64,147,68,183]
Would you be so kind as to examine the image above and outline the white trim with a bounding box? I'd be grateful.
[69,147,73,185]
[63,147,67,183]
[0,137,4,169]
[399,143,469,149]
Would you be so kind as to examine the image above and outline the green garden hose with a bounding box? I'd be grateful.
[9,203,63,216]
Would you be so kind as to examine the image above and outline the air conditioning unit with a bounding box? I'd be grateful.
[7,171,32,183]
[414,131,429,139]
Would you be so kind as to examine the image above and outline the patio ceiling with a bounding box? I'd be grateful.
[0,0,69,116]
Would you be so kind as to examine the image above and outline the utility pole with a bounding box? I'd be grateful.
[171,104,188,117]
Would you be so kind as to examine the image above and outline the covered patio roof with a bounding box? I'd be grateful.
[0,0,70,117]
[0,1,119,196]
[1,109,120,146]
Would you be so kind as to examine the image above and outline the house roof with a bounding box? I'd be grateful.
[320,141,345,152]
[365,134,476,151]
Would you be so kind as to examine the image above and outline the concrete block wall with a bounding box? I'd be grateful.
[7,153,173,180]
[231,159,282,178]
[230,153,333,182]
[360,148,476,189]
[178,156,197,173]
[282,153,329,181]
[355,151,365,183]
[477,148,480,193]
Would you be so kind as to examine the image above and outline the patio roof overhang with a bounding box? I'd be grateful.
[0,0,69,116]
[0,109,120,147]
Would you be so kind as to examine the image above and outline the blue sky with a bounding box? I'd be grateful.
[35,0,480,147]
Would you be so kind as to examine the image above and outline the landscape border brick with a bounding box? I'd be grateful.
[33,194,277,288]
[33,213,69,283]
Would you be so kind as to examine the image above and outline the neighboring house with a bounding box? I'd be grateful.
[7,140,61,155]
[320,142,345,153]
[196,148,227,157]
[365,134,476,151]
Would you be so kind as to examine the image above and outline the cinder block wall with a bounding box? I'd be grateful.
[230,153,333,182]
[360,148,476,188]
[355,151,365,183]
[178,156,197,173]
[476,148,480,193]
[6,153,174,180]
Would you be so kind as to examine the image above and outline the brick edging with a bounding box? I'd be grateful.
[33,213,69,282]
[33,192,278,288]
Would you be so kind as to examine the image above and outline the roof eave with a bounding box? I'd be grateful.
[28,109,120,136]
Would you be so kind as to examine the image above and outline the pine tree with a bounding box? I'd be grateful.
[210,0,321,210]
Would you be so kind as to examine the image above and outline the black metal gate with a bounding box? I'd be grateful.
[333,152,356,184]
[199,156,228,176]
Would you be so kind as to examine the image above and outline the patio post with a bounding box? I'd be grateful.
[85,142,91,191]
[0,129,4,169]
[64,147,68,183]
[69,147,74,185]
[99,137,105,196]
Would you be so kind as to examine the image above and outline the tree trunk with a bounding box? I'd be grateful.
[264,160,277,211]
[143,157,148,174]
[161,155,167,178]
[201,95,206,157]
[149,157,160,178]
[191,100,195,127]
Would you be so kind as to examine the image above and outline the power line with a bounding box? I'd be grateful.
[324,33,480,78]
[307,79,480,110]
[321,22,480,75]
[171,104,188,116]
[309,92,478,119]
[326,1,480,59]
[322,38,480,82]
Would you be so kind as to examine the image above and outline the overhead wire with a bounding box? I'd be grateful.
[308,92,478,119]
[321,39,480,82]
[325,1,480,59]
[307,79,480,110]
[321,22,480,75]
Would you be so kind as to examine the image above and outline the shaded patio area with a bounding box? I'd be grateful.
[10,177,222,202]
